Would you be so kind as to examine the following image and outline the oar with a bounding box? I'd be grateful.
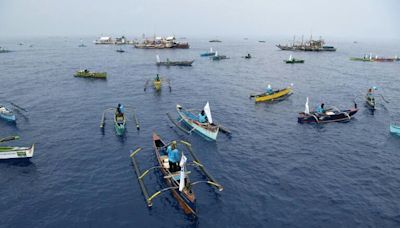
[132,109,140,130]
[0,135,20,143]
[10,102,27,112]
[379,94,389,103]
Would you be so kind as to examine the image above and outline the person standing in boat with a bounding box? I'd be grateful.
[116,104,124,117]
[155,74,160,81]
[167,141,181,172]
[198,110,208,123]
[316,103,325,114]
[266,84,273,94]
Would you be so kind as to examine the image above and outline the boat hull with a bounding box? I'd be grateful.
[114,113,126,136]
[152,133,196,215]
[176,105,219,141]
[0,106,16,122]
[255,87,292,103]
[153,80,161,90]
[156,60,194,66]
[74,71,107,79]
[390,125,400,135]
[0,144,34,160]
[298,108,358,124]
[285,59,304,64]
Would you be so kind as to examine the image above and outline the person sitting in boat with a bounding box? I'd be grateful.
[155,74,160,81]
[316,103,325,114]
[266,84,273,94]
[198,110,208,123]
[167,141,181,172]
[116,104,124,117]
[246,53,251,58]
[84,69,89,73]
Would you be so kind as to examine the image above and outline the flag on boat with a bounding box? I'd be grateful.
[305,97,310,114]
[179,153,187,192]
[204,102,213,124]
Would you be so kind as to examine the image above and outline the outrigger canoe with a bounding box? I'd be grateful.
[298,101,358,124]
[100,105,140,136]
[0,105,16,122]
[176,104,219,141]
[129,133,223,216]
[390,124,400,135]
[252,87,293,103]
[74,70,107,79]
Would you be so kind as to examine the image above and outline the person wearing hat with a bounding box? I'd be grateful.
[167,141,181,172]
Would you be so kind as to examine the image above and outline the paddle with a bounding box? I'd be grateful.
[0,136,20,143]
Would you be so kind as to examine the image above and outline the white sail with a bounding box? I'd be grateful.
[210,47,213,53]
[305,97,310,114]
[215,51,218,57]
[289,54,293,61]
[204,102,213,124]
[179,154,187,192]
[156,55,160,63]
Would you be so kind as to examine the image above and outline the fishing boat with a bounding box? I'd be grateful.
[116,49,125,53]
[100,105,140,136]
[285,55,304,64]
[298,98,358,124]
[0,47,11,53]
[0,105,16,122]
[129,133,223,216]
[209,39,222,43]
[258,40,266,43]
[200,48,216,57]
[350,57,373,62]
[74,70,107,79]
[174,103,219,140]
[243,54,252,59]
[0,136,34,160]
[365,94,375,111]
[277,36,336,52]
[390,124,400,136]
[251,86,293,103]
[144,75,171,92]
[156,55,194,67]
[78,44,86,47]
[211,52,228,61]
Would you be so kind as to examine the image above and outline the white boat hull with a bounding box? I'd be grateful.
[0,144,34,160]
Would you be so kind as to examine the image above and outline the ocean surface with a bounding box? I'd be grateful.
[0,37,400,228]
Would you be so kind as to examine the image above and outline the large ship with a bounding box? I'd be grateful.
[277,36,336,52]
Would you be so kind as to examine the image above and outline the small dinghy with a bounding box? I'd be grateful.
[211,51,228,61]
[200,48,216,57]
[298,98,358,124]
[74,69,107,79]
[251,85,293,103]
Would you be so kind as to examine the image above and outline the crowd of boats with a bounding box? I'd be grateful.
[93,35,189,49]
[1,35,400,217]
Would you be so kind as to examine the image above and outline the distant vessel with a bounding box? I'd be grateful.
[94,36,134,45]
[0,47,11,53]
[277,35,336,52]
[258,40,266,43]
[209,39,222,43]
[94,36,114,44]
[135,36,189,49]
[156,55,194,67]
[350,54,399,62]
[200,48,216,57]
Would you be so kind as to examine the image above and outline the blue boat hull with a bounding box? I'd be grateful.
[0,113,16,122]
[390,125,400,135]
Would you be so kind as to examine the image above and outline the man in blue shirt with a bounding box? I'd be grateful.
[316,103,325,114]
[198,110,207,123]
[167,141,180,172]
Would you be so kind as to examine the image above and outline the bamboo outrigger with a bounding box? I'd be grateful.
[129,132,223,216]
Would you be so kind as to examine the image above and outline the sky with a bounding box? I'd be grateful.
[0,0,399,40]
